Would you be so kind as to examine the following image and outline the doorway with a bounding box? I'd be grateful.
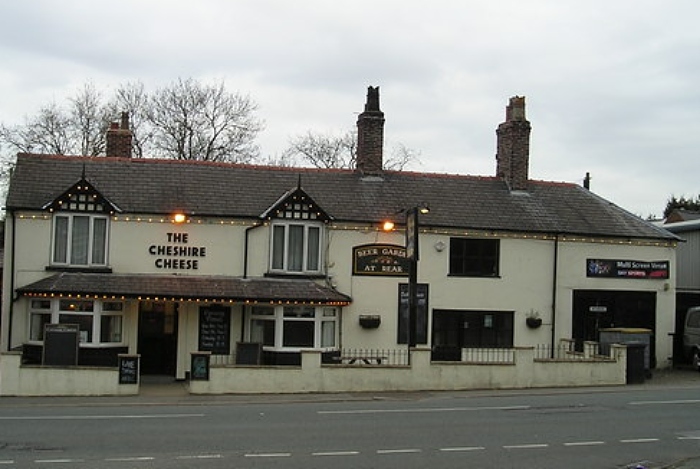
[572,290,656,367]
[138,302,178,376]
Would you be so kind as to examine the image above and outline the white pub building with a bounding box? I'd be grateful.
[0,88,677,395]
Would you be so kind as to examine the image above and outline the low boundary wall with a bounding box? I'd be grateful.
[0,352,139,396]
[190,345,628,395]
[0,345,626,397]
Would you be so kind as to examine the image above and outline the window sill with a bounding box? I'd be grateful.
[265,272,326,280]
[45,266,113,274]
[447,273,501,279]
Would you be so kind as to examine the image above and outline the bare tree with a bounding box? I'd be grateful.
[283,131,356,169]
[146,78,264,163]
[283,130,419,170]
[70,82,111,156]
[108,81,151,158]
[0,102,74,155]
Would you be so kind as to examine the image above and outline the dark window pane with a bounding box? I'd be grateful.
[283,321,314,347]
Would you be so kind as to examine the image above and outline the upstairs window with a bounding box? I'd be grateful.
[271,222,322,273]
[53,214,108,266]
[266,189,328,275]
[449,238,500,277]
[47,180,116,268]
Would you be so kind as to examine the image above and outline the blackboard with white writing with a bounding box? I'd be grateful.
[198,306,231,355]
[118,355,139,384]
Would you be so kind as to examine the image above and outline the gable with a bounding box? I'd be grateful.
[261,187,332,222]
[43,177,120,214]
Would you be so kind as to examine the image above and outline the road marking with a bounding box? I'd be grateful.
[35,459,85,464]
[377,448,421,454]
[176,454,223,459]
[319,405,529,415]
[105,456,155,462]
[503,444,549,449]
[630,399,700,406]
[0,413,204,421]
[678,436,700,440]
[0,462,14,465]
[564,441,605,447]
[440,446,485,452]
[620,438,659,444]
[312,451,360,456]
[244,452,291,458]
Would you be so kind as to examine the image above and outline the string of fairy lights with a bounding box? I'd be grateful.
[14,210,675,303]
[15,212,676,248]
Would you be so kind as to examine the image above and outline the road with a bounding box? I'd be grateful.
[1,383,700,468]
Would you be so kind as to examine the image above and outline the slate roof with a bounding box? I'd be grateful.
[17,272,351,304]
[6,153,676,241]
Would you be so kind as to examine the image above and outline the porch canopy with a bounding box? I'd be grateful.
[16,272,352,306]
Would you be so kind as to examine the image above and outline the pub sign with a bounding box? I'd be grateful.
[353,244,410,276]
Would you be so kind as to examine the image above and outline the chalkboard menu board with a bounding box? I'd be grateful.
[43,323,79,366]
[397,283,429,344]
[118,354,139,384]
[198,306,231,354]
[191,352,210,380]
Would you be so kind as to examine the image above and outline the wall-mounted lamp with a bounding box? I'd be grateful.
[172,213,187,224]
[382,220,396,232]
[434,241,446,252]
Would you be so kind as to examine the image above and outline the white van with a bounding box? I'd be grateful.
[683,306,700,370]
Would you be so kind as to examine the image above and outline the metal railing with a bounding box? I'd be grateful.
[327,348,410,366]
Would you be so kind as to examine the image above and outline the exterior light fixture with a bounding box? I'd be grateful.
[382,220,395,231]
[172,213,187,224]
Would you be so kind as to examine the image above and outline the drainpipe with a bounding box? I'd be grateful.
[550,234,559,358]
[5,210,17,351]
[243,221,263,279]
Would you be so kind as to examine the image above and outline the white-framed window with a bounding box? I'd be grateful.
[247,305,338,350]
[28,298,124,346]
[52,214,109,267]
[270,222,322,274]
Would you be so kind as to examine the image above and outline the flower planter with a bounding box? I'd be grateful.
[526,317,542,329]
[359,315,381,329]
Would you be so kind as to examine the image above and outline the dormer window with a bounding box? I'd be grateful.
[265,187,330,275]
[47,180,117,268]
[271,222,322,273]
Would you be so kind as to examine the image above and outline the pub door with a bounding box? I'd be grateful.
[138,302,178,375]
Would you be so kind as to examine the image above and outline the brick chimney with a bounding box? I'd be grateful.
[356,86,385,175]
[495,96,531,191]
[105,112,132,158]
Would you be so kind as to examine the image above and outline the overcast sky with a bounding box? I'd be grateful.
[1,1,698,218]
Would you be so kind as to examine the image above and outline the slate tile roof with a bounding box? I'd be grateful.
[6,153,676,240]
[17,272,351,304]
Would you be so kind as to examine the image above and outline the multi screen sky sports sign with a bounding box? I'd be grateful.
[586,259,670,279]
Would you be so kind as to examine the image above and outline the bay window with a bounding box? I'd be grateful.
[247,305,338,350]
[28,299,124,345]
